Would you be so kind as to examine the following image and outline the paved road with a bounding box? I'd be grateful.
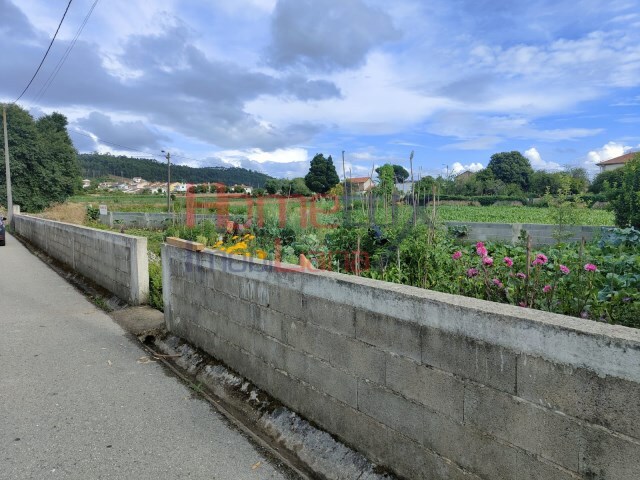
[0,234,297,480]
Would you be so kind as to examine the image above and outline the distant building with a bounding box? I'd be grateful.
[597,152,638,172]
[132,177,144,184]
[82,179,91,189]
[346,177,374,193]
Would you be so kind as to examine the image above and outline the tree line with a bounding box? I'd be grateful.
[80,153,273,187]
[0,104,81,212]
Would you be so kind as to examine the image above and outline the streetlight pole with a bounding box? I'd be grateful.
[2,105,13,224]
[162,150,171,213]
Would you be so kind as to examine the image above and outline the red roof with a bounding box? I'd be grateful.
[348,177,372,184]
[597,151,639,166]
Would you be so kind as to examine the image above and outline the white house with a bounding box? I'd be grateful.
[597,152,638,172]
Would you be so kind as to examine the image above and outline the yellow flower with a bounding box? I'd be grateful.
[256,249,267,260]
[232,235,238,240]
[244,252,251,257]
[248,235,256,240]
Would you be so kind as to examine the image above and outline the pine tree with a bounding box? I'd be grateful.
[304,153,340,194]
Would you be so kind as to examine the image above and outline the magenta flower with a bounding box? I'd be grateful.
[503,257,514,267]
[451,251,462,260]
[476,242,488,257]
[482,256,494,266]
[492,278,504,288]
[516,272,527,280]
[466,268,479,278]
[584,263,597,272]
[543,284,552,294]
[532,253,548,266]
[559,265,570,275]
[518,301,527,307]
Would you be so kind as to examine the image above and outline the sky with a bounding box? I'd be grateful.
[1,0,640,180]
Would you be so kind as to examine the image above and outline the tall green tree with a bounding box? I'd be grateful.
[0,104,81,212]
[610,154,640,228]
[375,164,409,183]
[487,151,534,190]
[304,153,340,194]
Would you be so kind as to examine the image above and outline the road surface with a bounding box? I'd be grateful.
[0,234,297,480]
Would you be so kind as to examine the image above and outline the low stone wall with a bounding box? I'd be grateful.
[162,245,640,480]
[445,221,604,245]
[14,215,149,305]
[100,212,218,229]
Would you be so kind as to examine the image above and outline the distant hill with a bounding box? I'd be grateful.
[79,153,273,187]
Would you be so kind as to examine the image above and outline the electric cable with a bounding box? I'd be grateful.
[14,0,74,103]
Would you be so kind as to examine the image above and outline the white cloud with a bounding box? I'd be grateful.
[524,147,563,171]
[451,162,484,175]
[585,141,633,165]
[215,147,308,166]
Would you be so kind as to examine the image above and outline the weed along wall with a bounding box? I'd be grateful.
[14,215,149,305]
[162,244,640,480]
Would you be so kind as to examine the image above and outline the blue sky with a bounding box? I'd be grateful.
[2,0,640,179]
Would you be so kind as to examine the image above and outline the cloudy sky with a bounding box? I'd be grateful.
[2,0,640,179]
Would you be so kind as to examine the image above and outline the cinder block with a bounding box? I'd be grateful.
[422,407,518,480]
[386,354,464,421]
[515,450,581,480]
[356,310,421,361]
[517,354,640,440]
[303,294,356,337]
[305,352,357,407]
[253,306,286,342]
[239,280,270,306]
[464,384,581,471]
[421,326,517,394]
[580,423,640,479]
[267,284,305,319]
[213,270,242,297]
[284,320,386,384]
[357,380,424,443]
[252,332,286,371]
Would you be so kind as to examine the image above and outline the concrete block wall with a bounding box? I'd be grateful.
[446,221,604,245]
[163,245,640,480]
[14,215,149,305]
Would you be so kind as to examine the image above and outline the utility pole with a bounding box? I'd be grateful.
[163,150,171,212]
[2,105,13,225]
[409,150,416,227]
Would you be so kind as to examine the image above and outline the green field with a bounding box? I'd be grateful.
[71,193,615,226]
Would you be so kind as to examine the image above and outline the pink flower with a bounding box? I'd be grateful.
[559,265,570,275]
[503,257,513,267]
[476,242,488,257]
[516,272,527,280]
[532,253,548,266]
[466,268,479,278]
[518,301,527,308]
[451,251,462,260]
[482,256,494,266]
[492,278,504,288]
[584,263,597,272]
[542,284,552,293]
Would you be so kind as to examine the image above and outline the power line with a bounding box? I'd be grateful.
[14,0,74,104]
[33,0,100,104]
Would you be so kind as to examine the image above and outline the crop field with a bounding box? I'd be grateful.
[71,193,615,226]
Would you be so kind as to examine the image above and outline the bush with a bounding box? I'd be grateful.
[609,155,640,228]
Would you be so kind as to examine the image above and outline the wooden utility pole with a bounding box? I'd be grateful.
[2,105,13,224]
[409,150,416,227]
[163,150,171,213]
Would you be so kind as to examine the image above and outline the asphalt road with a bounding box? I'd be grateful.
[0,234,297,480]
